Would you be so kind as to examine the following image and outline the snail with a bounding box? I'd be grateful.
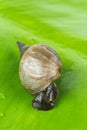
[17,41,62,110]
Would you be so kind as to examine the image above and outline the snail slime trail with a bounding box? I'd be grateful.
[17,41,62,111]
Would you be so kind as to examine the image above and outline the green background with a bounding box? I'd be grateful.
[0,0,87,130]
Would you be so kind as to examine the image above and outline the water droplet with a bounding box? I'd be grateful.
[0,113,5,118]
[0,93,6,100]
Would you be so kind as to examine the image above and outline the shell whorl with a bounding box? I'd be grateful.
[18,43,62,94]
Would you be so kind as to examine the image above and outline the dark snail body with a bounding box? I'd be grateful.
[17,41,62,111]
[32,83,58,110]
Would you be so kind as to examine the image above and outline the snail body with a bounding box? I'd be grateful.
[17,41,62,110]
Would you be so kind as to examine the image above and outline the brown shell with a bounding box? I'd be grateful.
[19,44,62,94]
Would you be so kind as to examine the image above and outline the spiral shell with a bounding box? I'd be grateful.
[19,44,62,94]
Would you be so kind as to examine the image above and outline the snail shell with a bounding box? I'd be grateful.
[19,44,62,94]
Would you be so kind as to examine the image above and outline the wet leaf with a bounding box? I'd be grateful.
[0,0,87,130]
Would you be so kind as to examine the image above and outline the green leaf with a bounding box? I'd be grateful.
[0,0,87,130]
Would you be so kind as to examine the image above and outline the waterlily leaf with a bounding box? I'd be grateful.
[0,0,87,130]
